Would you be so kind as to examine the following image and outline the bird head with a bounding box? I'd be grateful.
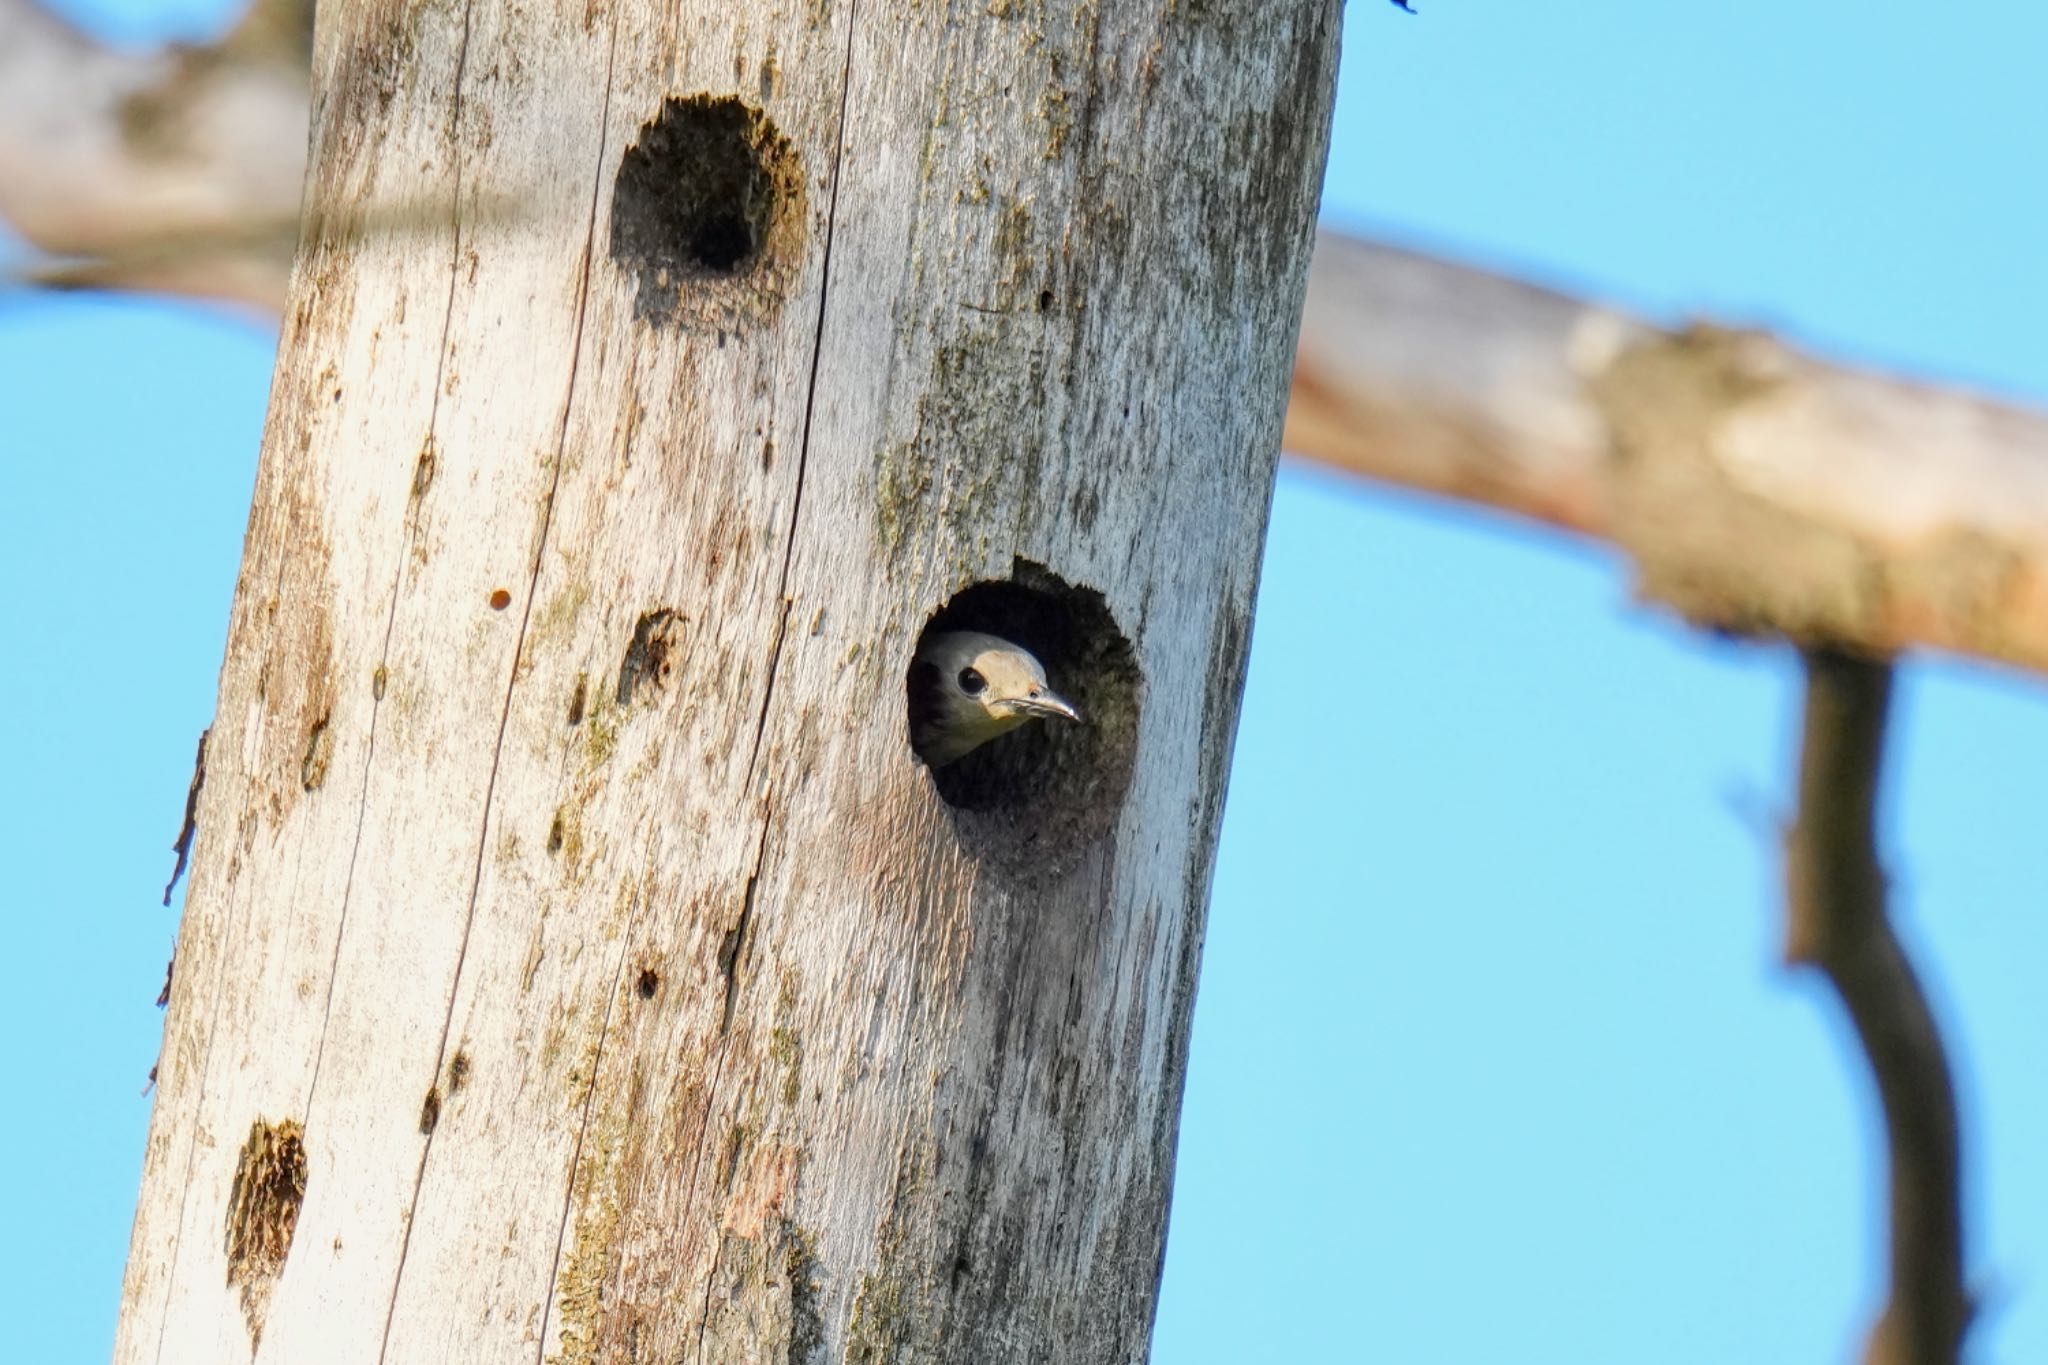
[909,630,1081,767]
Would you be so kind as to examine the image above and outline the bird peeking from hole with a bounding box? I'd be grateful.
[909,631,1081,767]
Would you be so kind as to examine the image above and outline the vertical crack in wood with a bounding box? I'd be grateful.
[147,5,493,1356]
[303,0,481,1116]
[719,807,776,1036]
[737,0,860,785]
[741,597,792,787]
[531,846,636,1365]
[371,12,622,1363]
[673,13,864,1361]
[356,0,480,1353]
[688,1229,729,1365]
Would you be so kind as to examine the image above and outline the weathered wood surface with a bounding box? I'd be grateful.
[115,1,1339,1362]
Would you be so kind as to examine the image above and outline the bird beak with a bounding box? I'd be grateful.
[1019,689,1080,723]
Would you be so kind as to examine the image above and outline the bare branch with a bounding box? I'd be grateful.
[1291,234,2048,676]
[1288,232,1628,534]
[1786,648,1970,1365]
[0,0,308,310]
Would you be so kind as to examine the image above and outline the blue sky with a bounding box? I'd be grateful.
[3,2,2044,1362]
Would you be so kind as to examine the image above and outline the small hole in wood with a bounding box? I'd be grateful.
[636,967,660,999]
[617,608,686,706]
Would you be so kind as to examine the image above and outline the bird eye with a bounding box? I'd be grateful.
[958,667,986,695]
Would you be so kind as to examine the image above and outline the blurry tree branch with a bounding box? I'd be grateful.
[1786,648,1969,1365]
[9,0,2048,682]
[0,0,306,309]
[1292,235,2048,677]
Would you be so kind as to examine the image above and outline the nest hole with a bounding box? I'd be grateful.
[907,561,1139,878]
[610,94,805,328]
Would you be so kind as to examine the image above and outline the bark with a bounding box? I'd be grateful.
[114,1,1339,1362]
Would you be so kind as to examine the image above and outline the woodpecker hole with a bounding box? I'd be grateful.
[610,95,805,329]
[908,560,1139,877]
[636,966,661,999]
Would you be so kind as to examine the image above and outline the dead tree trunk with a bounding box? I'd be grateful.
[115,2,1339,1360]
